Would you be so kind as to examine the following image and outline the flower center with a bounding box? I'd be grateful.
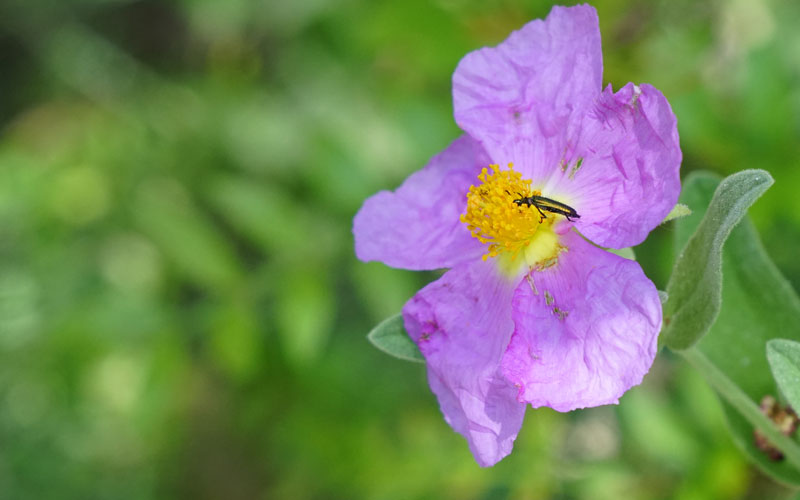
[460,164,568,269]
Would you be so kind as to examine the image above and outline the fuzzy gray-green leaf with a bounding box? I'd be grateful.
[767,339,800,412]
[671,170,800,484]
[662,169,773,350]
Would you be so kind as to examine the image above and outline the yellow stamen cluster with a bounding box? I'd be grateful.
[460,164,552,261]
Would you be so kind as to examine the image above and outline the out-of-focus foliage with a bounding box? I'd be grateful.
[0,0,798,498]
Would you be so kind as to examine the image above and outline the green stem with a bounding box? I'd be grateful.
[681,347,800,471]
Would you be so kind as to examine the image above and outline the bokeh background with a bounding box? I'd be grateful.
[1,0,799,498]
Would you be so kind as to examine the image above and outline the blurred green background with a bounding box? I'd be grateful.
[0,0,799,498]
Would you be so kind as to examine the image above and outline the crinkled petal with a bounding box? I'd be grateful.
[501,231,661,411]
[353,135,489,270]
[545,83,682,248]
[403,258,526,466]
[452,5,601,173]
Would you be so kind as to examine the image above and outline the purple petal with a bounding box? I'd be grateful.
[403,258,526,466]
[501,231,661,411]
[452,5,602,173]
[353,135,489,270]
[548,83,682,248]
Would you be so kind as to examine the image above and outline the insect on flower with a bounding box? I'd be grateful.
[509,192,581,222]
[353,4,682,467]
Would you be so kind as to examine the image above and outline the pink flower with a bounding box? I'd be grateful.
[353,4,681,466]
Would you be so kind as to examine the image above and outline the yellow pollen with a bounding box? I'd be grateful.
[460,164,568,275]
[460,163,556,262]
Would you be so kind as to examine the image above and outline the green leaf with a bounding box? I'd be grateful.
[662,169,774,350]
[208,299,259,382]
[133,179,242,290]
[683,349,800,484]
[206,175,344,262]
[720,401,800,489]
[367,313,424,363]
[670,171,800,484]
[767,339,800,411]
[277,268,335,367]
[607,246,635,260]
[206,176,307,254]
[661,202,692,224]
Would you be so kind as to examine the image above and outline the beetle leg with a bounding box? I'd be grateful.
[535,206,546,223]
